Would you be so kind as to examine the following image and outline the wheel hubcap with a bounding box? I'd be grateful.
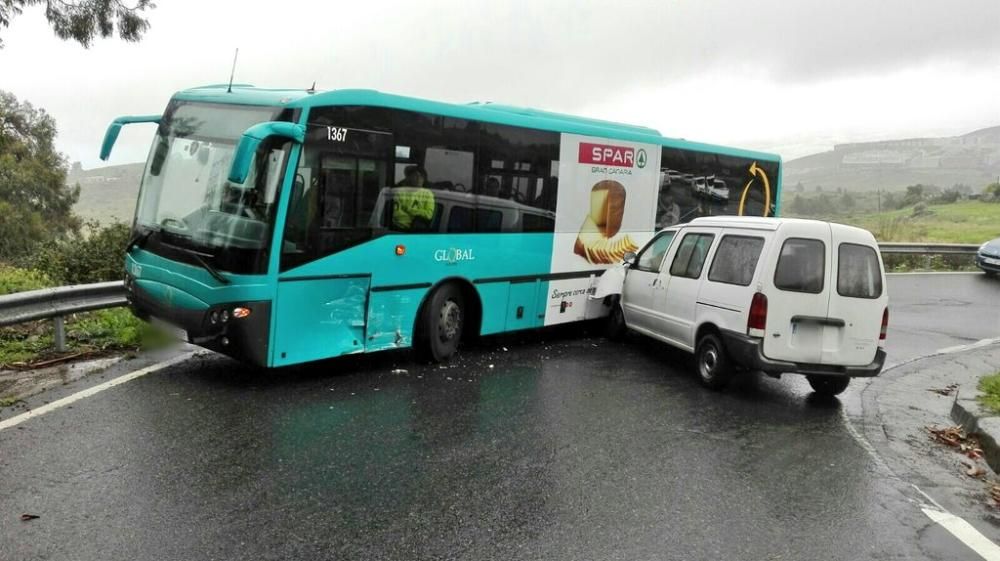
[438,299,462,342]
[701,346,718,378]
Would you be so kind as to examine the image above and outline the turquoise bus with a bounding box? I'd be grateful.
[100,85,781,367]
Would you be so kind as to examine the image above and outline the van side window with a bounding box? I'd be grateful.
[838,243,883,298]
[669,233,715,279]
[633,231,676,272]
[708,235,765,286]
[774,238,825,293]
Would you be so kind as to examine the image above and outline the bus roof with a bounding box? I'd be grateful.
[172,85,781,163]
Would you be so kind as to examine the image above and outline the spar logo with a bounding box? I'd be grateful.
[579,142,645,168]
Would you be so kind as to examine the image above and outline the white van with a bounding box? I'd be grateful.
[603,216,888,395]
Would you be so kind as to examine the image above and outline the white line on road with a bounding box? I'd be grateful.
[936,338,1000,355]
[0,351,197,432]
[923,508,1000,561]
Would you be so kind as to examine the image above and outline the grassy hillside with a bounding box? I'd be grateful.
[783,196,1000,243]
[852,201,1000,243]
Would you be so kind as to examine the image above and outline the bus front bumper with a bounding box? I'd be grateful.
[720,329,886,378]
[125,277,272,367]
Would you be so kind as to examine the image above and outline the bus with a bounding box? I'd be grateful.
[100,86,781,368]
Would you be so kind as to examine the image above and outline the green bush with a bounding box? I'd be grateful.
[25,220,129,285]
[977,373,1000,415]
[0,265,53,295]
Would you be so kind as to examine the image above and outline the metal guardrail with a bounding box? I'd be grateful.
[878,243,979,255]
[0,242,985,354]
[0,281,126,351]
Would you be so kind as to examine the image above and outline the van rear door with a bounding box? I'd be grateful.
[822,226,887,366]
[762,222,833,364]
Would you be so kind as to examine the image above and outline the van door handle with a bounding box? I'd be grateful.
[790,315,845,327]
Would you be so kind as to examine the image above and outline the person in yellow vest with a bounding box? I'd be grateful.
[392,165,435,230]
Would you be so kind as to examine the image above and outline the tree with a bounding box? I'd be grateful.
[902,184,925,207]
[840,192,855,211]
[0,90,80,260]
[0,0,154,48]
[984,182,1000,202]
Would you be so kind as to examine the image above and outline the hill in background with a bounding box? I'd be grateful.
[67,162,144,223]
[784,126,1000,192]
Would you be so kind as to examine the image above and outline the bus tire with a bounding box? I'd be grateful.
[605,299,628,341]
[416,283,464,363]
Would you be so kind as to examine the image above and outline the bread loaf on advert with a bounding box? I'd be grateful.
[590,180,626,237]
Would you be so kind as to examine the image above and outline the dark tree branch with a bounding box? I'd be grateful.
[0,0,154,48]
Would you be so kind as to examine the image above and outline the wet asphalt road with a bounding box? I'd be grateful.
[1,273,998,560]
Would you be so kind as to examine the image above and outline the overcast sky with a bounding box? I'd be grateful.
[1,0,998,169]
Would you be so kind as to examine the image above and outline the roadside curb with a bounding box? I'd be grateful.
[951,392,1000,474]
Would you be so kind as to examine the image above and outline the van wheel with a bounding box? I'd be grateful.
[416,284,464,363]
[807,375,850,396]
[695,334,734,391]
[605,300,628,341]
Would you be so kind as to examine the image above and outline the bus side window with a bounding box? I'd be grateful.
[478,123,559,232]
[280,106,393,271]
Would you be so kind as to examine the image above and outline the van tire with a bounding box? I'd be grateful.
[807,375,850,396]
[415,284,464,363]
[695,334,734,391]
[605,300,628,341]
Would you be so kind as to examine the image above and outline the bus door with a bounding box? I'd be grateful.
[272,123,393,366]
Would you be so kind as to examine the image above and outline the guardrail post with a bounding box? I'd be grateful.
[54,316,66,352]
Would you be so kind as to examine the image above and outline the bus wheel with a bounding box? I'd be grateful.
[417,284,464,362]
[605,299,627,341]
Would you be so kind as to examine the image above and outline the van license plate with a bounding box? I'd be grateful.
[985,257,1000,266]
[151,317,188,342]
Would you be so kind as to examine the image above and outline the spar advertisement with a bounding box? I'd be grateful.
[544,133,661,326]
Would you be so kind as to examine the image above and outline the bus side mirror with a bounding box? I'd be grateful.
[228,122,305,184]
[99,114,161,161]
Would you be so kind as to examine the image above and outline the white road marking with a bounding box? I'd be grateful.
[0,352,197,432]
[923,508,1000,561]
[936,338,1000,355]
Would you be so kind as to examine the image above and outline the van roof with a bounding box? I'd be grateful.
[681,216,876,238]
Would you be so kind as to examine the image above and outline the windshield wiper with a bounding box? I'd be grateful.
[167,244,231,285]
[126,228,155,253]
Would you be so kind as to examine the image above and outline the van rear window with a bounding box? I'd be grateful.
[774,238,825,293]
[838,243,883,298]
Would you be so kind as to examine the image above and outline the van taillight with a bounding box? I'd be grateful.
[748,292,768,337]
[880,307,889,343]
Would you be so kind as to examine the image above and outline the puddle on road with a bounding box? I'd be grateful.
[0,356,123,405]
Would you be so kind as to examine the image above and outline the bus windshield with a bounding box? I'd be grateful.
[134,101,290,274]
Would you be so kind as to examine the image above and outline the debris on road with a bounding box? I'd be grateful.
[926,425,985,459]
[390,368,408,375]
[990,483,1000,507]
[927,425,966,447]
[20,514,40,521]
[962,461,987,479]
[927,383,958,396]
